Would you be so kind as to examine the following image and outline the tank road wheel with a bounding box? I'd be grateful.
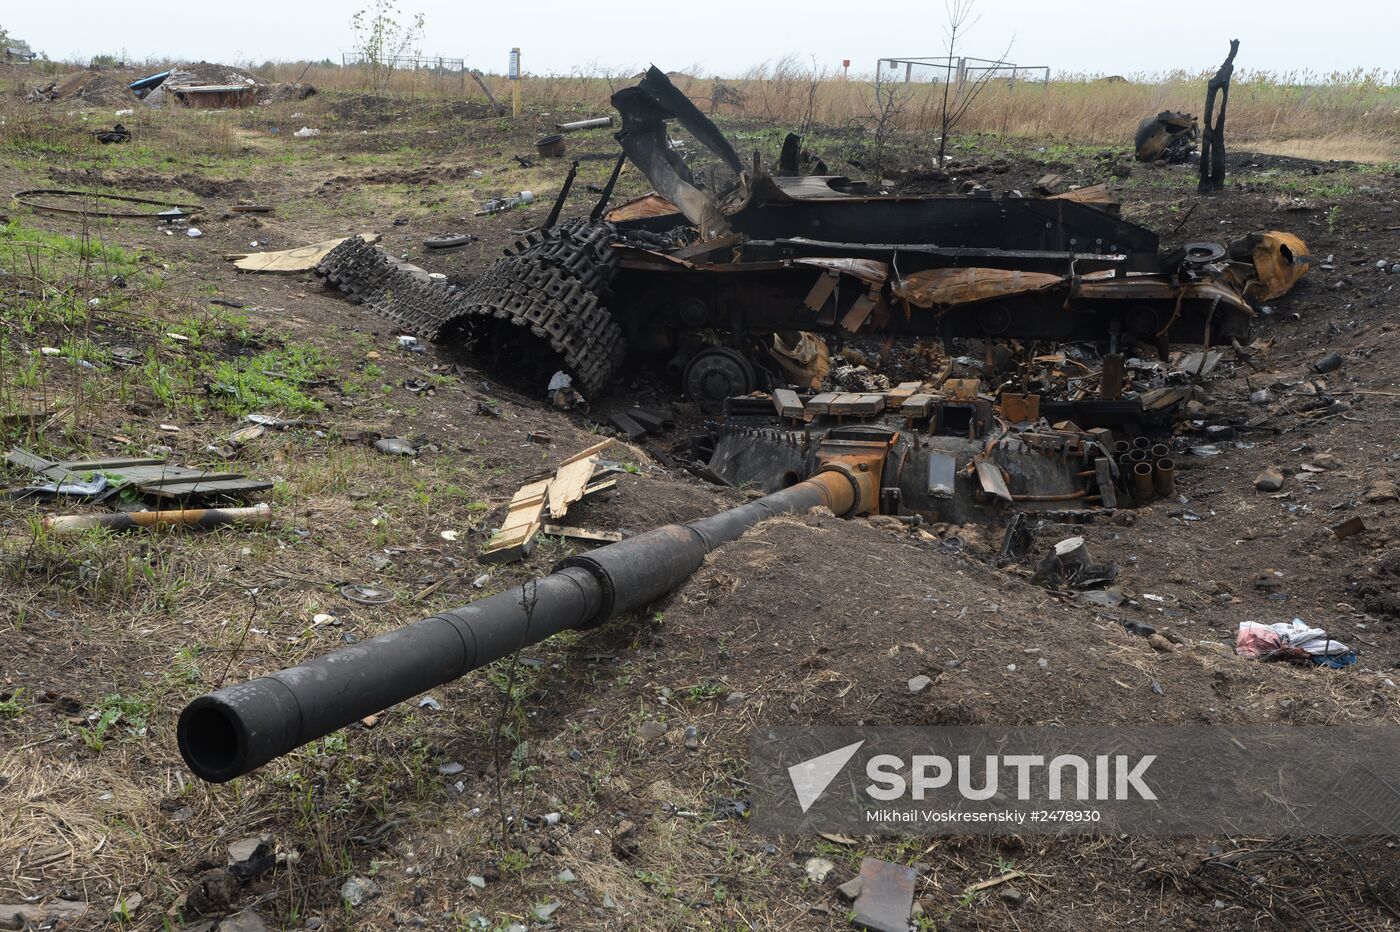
[683,347,756,413]
[979,303,1012,336]
[1124,304,1160,339]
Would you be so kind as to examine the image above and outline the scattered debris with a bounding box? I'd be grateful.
[339,583,396,606]
[1254,468,1285,492]
[851,858,917,932]
[482,439,619,562]
[7,447,271,502]
[1364,480,1398,503]
[226,836,276,882]
[339,876,379,908]
[93,123,130,144]
[423,233,473,250]
[1332,516,1366,540]
[1236,620,1353,664]
[0,900,89,929]
[556,116,614,132]
[1033,537,1119,589]
[374,437,418,457]
[1135,111,1197,163]
[805,857,835,883]
[1312,351,1343,374]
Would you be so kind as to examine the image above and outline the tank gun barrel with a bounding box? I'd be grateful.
[178,434,891,783]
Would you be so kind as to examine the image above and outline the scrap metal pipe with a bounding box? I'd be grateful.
[1154,458,1176,497]
[178,470,862,783]
[556,116,613,132]
[1133,462,1155,502]
[44,503,271,537]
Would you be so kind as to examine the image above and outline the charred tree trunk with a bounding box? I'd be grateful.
[1198,39,1239,194]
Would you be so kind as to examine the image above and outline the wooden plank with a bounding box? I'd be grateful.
[482,478,551,562]
[483,440,618,562]
[772,389,804,419]
[885,381,922,407]
[580,478,618,498]
[900,393,935,418]
[548,456,600,519]
[541,524,624,543]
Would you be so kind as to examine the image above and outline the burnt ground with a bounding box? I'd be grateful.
[1,82,1399,931]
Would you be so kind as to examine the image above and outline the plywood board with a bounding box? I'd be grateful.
[229,234,380,273]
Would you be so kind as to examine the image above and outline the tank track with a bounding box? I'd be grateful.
[315,223,626,395]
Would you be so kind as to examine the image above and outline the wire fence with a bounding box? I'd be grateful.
[878,56,1050,88]
[338,53,470,94]
[340,53,466,74]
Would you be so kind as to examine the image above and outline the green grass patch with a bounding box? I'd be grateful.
[206,344,333,415]
[0,217,146,279]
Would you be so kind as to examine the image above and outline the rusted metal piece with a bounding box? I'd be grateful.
[1133,462,1155,502]
[1154,458,1176,497]
[611,66,741,238]
[893,267,1064,306]
[1135,111,1198,163]
[43,503,271,536]
[1101,354,1125,400]
[998,392,1040,423]
[1227,231,1310,301]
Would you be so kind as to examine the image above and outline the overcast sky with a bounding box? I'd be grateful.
[5,0,1393,78]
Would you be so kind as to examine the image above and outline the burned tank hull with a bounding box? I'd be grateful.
[315,67,1306,402]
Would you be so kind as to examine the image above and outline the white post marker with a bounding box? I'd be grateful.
[509,47,521,117]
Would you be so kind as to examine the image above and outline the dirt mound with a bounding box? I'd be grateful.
[260,82,317,103]
[29,71,135,107]
[173,61,266,88]
[45,167,252,199]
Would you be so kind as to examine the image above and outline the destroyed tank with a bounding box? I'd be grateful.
[316,67,1308,408]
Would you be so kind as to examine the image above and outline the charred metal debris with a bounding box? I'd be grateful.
[311,66,1310,527]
